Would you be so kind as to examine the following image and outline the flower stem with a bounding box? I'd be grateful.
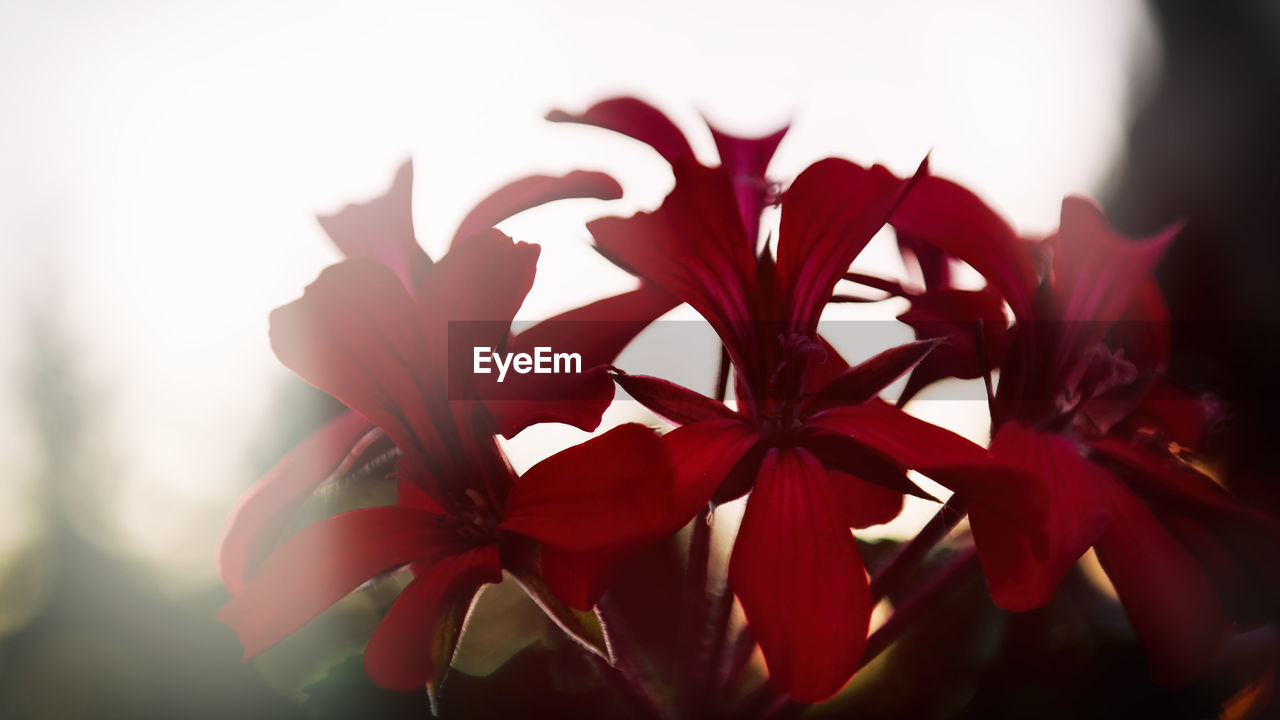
[675,345,734,716]
[678,507,714,715]
[714,345,730,403]
[869,495,969,602]
[862,546,980,667]
[715,626,756,699]
[596,592,669,719]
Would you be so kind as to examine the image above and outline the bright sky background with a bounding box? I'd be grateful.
[0,0,1155,592]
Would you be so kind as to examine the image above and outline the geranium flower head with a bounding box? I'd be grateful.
[891,181,1280,685]
[217,164,687,698]
[589,155,1048,702]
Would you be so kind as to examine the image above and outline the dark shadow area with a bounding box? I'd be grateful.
[1108,0,1280,516]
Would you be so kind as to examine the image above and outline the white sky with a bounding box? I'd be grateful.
[0,0,1155,591]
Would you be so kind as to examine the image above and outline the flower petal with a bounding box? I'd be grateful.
[729,447,871,703]
[803,338,942,414]
[1044,197,1178,388]
[539,543,630,611]
[895,287,1009,404]
[1094,481,1226,686]
[802,335,852,396]
[483,286,680,437]
[663,419,762,515]
[808,401,1047,543]
[217,507,463,659]
[269,260,447,474]
[800,432,938,502]
[317,159,431,293]
[218,410,377,595]
[968,423,1113,611]
[1090,437,1280,623]
[499,424,675,552]
[417,228,540,347]
[776,158,920,334]
[363,545,502,692]
[889,175,1037,317]
[707,122,788,246]
[588,161,758,369]
[612,371,739,426]
[829,470,904,529]
[507,422,740,610]
[451,170,623,246]
[547,97,695,164]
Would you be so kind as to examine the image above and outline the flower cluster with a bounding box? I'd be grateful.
[217,98,1280,716]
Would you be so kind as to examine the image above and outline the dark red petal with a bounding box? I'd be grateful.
[540,543,629,611]
[451,171,623,246]
[269,260,445,470]
[890,175,1037,318]
[777,158,920,334]
[708,122,788,246]
[513,422,737,611]
[1089,437,1274,528]
[479,367,616,438]
[499,424,675,551]
[896,231,951,290]
[398,474,444,511]
[1108,280,1171,375]
[1089,437,1280,620]
[1045,197,1178,387]
[485,286,680,438]
[800,432,938,502]
[663,419,762,518]
[803,338,942,414]
[729,447,871,703]
[802,335,852,396]
[362,545,502,692]
[417,229,540,349]
[1094,481,1226,686]
[895,287,1009,404]
[216,507,462,659]
[547,97,695,164]
[588,161,758,370]
[829,470,904,529]
[808,401,1047,543]
[1117,377,1211,452]
[218,411,376,595]
[968,423,1113,611]
[612,371,739,426]
[317,159,431,292]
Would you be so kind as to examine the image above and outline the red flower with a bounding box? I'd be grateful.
[590,158,1047,702]
[892,183,1280,684]
[218,160,676,599]
[217,168,686,695]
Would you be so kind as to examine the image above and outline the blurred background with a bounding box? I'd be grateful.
[2,0,1277,717]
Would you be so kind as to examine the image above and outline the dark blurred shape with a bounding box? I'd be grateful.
[1108,1,1280,512]
[1107,1,1280,715]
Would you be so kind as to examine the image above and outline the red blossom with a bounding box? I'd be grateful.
[592,157,1047,702]
[893,183,1280,685]
[217,167,686,695]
